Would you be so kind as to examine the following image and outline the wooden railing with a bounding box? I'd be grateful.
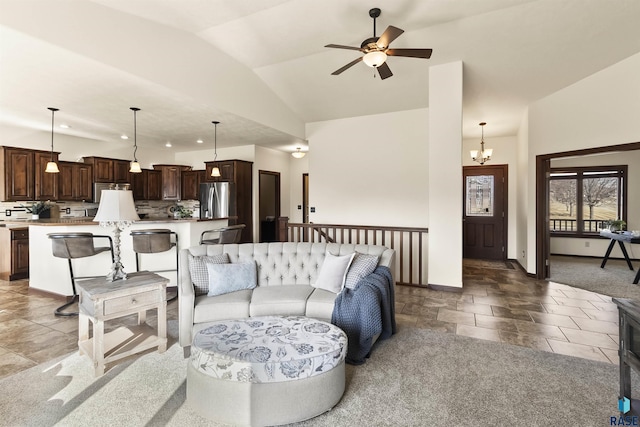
[550,219,609,233]
[277,218,429,287]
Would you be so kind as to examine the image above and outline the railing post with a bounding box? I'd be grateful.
[277,217,289,242]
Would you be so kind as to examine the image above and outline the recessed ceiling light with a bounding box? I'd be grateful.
[59,124,70,129]
[165,142,172,147]
[121,135,129,140]
[197,139,203,144]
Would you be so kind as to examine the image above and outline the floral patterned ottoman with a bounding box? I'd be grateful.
[186,316,347,426]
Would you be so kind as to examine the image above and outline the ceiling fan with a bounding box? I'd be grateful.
[325,8,433,80]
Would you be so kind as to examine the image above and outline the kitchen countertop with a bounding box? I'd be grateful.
[0,217,235,227]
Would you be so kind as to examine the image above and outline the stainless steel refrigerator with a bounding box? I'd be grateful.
[199,182,235,219]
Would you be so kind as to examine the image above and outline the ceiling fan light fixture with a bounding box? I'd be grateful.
[363,50,387,68]
[291,147,306,159]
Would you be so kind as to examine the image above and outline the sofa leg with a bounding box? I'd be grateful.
[183,346,191,358]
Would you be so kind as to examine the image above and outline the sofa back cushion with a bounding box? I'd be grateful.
[192,242,391,288]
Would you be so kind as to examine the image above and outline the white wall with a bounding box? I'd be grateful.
[289,155,309,223]
[428,61,463,288]
[525,53,640,274]
[462,135,518,260]
[516,111,530,269]
[174,145,255,170]
[306,108,428,227]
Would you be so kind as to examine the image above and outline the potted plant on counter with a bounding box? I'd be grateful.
[22,201,52,220]
[604,219,626,232]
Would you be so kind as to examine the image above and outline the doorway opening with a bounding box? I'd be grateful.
[302,173,309,223]
[259,170,280,242]
[535,142,640,279]
[463,164,508,261]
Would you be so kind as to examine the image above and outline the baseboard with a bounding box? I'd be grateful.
[27,287,69,301]
[551,253,640,262]
[427,283,463,293]
[511,259,536,278]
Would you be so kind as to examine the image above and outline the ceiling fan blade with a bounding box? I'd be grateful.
[377,62,393,80]
[331,57,364,75]
[386,48,433,59]
[377,26,404,49]
[325,44,365,52]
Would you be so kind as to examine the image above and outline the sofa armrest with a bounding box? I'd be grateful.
[178,248,196,347]
[378,248,396,284]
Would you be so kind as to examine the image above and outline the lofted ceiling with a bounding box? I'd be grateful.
[1,0,639,155]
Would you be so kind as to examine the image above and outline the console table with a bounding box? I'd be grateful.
[600,230,640,285]
[76,271,169,376]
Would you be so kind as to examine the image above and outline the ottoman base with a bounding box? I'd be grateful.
[187,360,345,426]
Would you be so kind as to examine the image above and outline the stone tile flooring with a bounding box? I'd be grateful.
[396,259,620,364]
[0,258,622,380]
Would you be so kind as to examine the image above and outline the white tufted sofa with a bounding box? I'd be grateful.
[178,242,395,350]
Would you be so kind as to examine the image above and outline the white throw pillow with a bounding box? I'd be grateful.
[313,252,355,294]
[206,262,257,297]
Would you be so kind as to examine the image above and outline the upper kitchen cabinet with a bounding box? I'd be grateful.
[83,157,131,184]
[1,146,59,201]
[205,160,236,182]
[153,164,191,200]
[58,161,92,201]
[181,170,206,201]
[34,151,59,201]
[130,169,162,201]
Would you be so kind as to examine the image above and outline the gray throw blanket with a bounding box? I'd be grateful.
[331,265,396,365]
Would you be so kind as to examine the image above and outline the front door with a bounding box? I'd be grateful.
[463,165,508,260]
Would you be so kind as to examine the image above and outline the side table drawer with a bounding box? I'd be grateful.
[104,289,162,316]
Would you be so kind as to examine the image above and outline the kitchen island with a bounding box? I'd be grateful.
[7,217,230,296]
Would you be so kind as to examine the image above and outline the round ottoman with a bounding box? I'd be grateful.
[186,316,347,426]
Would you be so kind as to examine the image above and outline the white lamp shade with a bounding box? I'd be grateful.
[45,161,59,173]
[211,167,221,177]
[470,150,479,160]
[129,161,142,173]
[363,51,387,68]
[484,148,493,158]
[93,190,140,222]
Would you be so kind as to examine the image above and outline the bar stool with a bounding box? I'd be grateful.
[48,233,114,317]
[199,224,246,245]
[130,229,178,301]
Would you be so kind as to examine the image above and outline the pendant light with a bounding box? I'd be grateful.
[44,107,60,173]
[291,147,306,158]
[211,120,221,177]
[470,122,493,165]
[129,107,142,173]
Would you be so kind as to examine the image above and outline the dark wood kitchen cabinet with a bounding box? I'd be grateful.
[1,146,59,201]
[0,227,29,280]
[83,157,131,184]
[34,151,59,201]
[153,164,191,201]
[58,161,93,201]
[130,169,162,201]
[181,170,206,201]
[203,159,253,242]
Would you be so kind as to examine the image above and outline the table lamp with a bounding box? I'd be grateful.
[93,188,140,281]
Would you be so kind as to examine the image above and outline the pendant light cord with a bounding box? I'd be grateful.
[131,107,140,162]
[48,107,58,161]
[212,120,219,162]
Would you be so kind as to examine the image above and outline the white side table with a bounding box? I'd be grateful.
[76,271,169,376]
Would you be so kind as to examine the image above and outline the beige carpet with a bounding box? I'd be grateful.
[0,320,632,426]
[550,255,640,300]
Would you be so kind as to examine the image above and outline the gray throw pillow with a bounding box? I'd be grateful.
[188,253,230,296]
[344,253,380,290]
[206,262,257,297]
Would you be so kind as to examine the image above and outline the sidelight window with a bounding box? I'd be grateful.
[549,166,627,236]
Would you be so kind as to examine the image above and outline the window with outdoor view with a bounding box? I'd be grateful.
[549,166,627,236]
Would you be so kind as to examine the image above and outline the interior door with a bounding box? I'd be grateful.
[463,165,508,260]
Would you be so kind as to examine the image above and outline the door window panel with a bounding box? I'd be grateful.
[466,175,494,217]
